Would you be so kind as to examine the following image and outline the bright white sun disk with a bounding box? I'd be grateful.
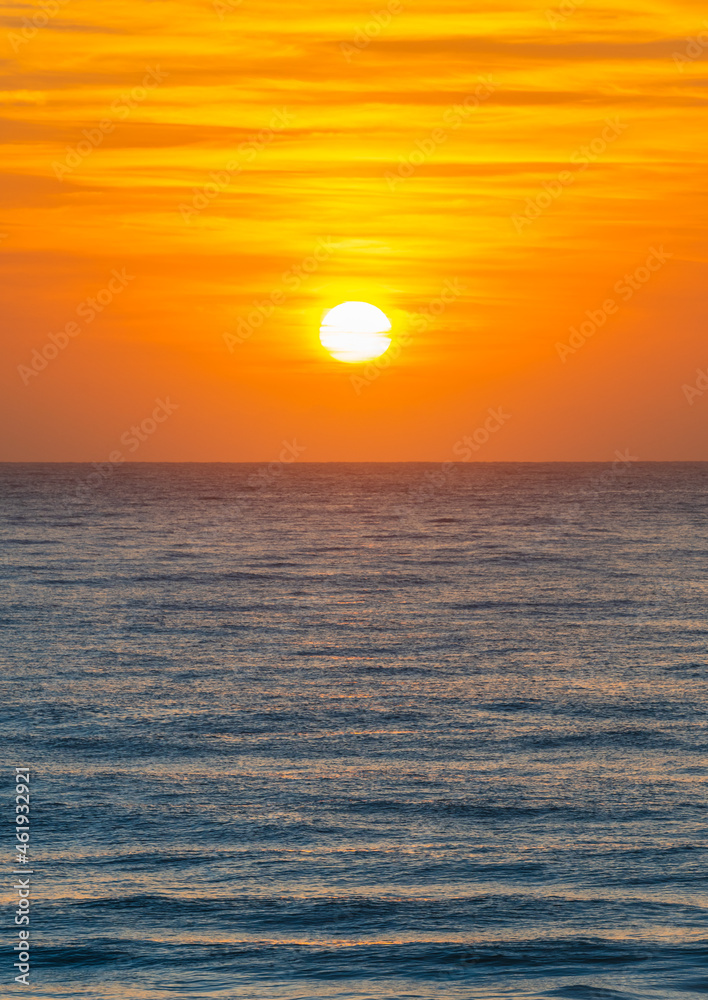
[320,301,392,363]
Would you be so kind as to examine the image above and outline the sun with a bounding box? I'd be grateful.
[319,301,392,363]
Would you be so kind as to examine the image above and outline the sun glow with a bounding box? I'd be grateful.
[319,302,392,363]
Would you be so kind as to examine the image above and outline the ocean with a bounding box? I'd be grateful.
[1,462,707,1000]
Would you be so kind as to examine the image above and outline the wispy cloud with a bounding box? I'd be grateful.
[1,0,706,460]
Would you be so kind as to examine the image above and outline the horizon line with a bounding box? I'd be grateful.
[2,460,708,466]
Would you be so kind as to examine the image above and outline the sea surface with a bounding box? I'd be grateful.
[1,462,707,1000]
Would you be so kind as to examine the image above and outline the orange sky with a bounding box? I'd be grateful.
[2,0,707,461]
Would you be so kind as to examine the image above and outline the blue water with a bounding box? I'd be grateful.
[1,462,707,1000]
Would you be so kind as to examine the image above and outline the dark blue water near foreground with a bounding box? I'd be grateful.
[1,462,707,1000]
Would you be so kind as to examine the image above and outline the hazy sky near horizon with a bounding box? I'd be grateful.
[1,0,707,461]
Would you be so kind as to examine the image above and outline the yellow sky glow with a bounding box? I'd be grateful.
[1,0,707,460]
